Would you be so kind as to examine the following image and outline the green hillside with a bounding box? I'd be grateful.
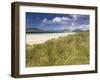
[26,31,89,67]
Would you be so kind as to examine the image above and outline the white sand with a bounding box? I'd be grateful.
[26,32,75,45]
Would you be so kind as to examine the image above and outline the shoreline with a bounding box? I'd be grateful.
[26,32,75,45]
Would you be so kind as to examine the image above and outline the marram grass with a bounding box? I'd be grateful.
[26,31,89,67]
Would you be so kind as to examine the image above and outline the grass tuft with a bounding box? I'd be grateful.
[26,31,89,67]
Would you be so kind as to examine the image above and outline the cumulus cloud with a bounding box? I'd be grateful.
[40,15,89,31]
[41,15,88,26]
[42,18,47,23]
[41,16,71,25]
[78,24,89,30]
[52,17,62,23]
[71,14,78,20]
[52,17,70,23]
[69,24,89,31]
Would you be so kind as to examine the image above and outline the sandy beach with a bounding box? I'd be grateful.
[26,32,75,45]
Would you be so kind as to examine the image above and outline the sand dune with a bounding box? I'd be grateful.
[26,32,75,45]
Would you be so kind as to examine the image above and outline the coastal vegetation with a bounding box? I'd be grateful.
[26,31,89,67]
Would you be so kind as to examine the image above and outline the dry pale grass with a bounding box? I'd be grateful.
[26,31,89,67]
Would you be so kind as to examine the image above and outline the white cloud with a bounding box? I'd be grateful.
[62,17,70,20]
[42,18,47,23]
[41,16,89,31]
[41,16,71,25]
[52,17,62,23]
[72,15,78,20]
[78,24,89,30]
[64,24,89,31]
[70,14,84,21]
[71,23,75,26]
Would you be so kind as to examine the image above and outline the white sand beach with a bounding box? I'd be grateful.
[26,32,75,45]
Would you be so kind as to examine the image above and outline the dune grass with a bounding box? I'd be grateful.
[26,31,89,67]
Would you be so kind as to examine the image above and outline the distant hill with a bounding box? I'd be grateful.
[72,29,84,32]
[63,29,70,32]
[26,28,71,33]
[26,27,89,33]
[26,28,45,33]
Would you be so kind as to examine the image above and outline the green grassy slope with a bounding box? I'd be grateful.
[26,31,89,67]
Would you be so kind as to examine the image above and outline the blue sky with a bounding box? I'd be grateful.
[26,12,90,31]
